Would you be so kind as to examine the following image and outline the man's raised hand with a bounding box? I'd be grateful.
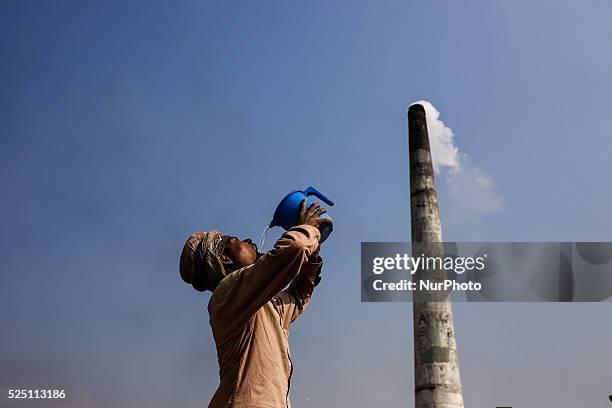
[297,199,333,230]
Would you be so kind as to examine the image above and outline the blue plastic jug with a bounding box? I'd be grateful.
[269,186,335,243]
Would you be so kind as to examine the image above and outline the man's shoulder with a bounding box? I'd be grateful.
[208,266,249,310]
[208,263,276,320]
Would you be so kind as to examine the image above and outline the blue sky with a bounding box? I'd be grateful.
[1,1,611,407]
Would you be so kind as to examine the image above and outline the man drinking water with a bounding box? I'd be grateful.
[179,200,332,407]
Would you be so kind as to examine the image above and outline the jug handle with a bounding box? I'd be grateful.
[304,186,334,206]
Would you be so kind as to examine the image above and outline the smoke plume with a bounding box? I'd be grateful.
[411,100,503,221]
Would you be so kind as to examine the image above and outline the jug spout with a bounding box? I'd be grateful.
[304,186,335,206]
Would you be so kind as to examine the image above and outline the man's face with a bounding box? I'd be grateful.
[222,236,261,269]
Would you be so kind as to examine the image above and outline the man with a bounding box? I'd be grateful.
[180,200,332,407]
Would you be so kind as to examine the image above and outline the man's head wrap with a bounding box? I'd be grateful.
[179,230,228,292]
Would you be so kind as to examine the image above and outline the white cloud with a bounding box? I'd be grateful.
[410,100,503,221]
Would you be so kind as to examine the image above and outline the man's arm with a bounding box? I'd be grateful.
[274,252,322,330]
[208,224,320,337]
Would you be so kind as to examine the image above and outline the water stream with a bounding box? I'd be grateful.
[258,225,271,252]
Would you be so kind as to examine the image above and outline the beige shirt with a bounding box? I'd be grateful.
[207,225,322,408]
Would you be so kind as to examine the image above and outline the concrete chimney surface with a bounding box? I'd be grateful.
[408,103,465,408]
